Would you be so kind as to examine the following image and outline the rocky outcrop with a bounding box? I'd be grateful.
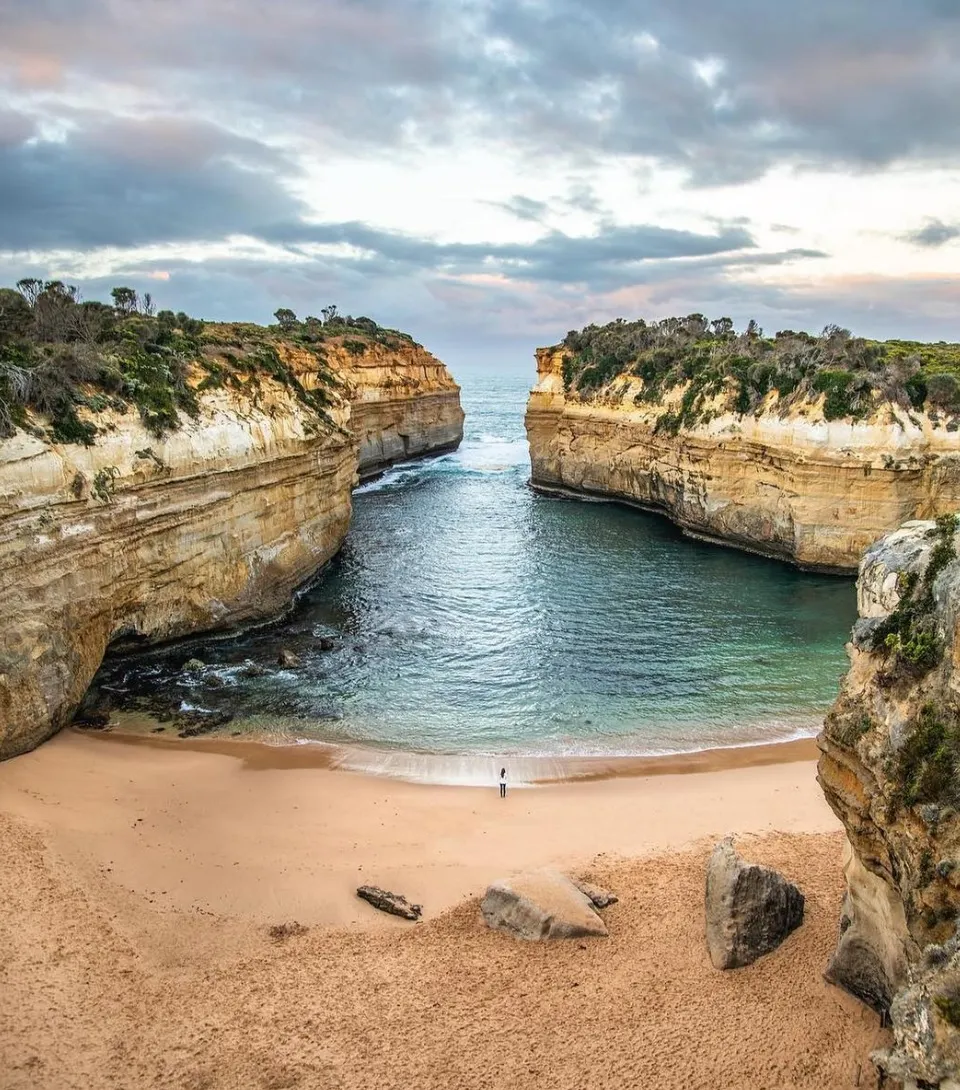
[356,885,422,921]
[818,516,960,1086]
[481,870,609,940]
[0,340,462,760]
[336,340,463,480]
[705,838,805,969]
[525,346,960,572]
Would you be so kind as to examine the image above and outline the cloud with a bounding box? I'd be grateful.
[488,195,552,223]
[0,0,957,353]
[902,218,960,248]
[0,112,304,249]
[3,1,959,181]
[261,219,764,291]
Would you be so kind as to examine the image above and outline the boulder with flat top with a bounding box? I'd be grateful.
[481,870,608,940]
[705,837,804,969]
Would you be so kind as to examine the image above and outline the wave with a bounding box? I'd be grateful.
[355,434,529,494]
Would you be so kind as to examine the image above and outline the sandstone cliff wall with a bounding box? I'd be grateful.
[0,340,463,759]
[819,519,960,1086]
[337,341,463,479]
[526,346,960,572]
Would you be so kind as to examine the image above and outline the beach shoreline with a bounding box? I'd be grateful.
[79,718,821,784]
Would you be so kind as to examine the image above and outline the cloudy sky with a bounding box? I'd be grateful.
[2,0,959,367]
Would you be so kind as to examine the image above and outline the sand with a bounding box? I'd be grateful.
[0,729,888,1089]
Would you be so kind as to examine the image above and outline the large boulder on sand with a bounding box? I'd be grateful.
[481,870,608,940]
[705,837,804,969]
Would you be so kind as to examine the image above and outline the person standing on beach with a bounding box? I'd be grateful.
[499,767,507,798]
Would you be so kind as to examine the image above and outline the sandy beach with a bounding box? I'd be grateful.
[0,729,886,1089]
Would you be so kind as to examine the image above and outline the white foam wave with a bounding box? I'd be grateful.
[450,435,528,473]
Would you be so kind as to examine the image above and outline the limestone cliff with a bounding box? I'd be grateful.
[818,517,960,1086]
[335,341,463,480]
[526,345,960,572]
[0,338,462,760]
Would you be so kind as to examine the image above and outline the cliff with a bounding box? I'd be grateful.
[818,517,960,1087]
[526,338,960,572]
[336,341,463,480]
[0,301,462,760]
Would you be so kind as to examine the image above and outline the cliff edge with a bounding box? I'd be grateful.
[0,288,462,758]
[819,516,960,1087]
[525,318,960,572]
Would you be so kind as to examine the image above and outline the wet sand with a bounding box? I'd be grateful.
[91,713,821,781]
[0,729,886,1089]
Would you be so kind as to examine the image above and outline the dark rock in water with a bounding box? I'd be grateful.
[151,726,165,733]
[174,709,234,738]
[572,878,619,909]
[318,637,336,652]
[204,674,226,688]
[277,649,300,668]
[705,837,804,969]
[239,660,267,679]
[356,885,422,921]
[182,658,206,673]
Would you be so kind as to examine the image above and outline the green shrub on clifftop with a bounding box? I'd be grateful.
[558,314,960,428]
[0,282,413,443]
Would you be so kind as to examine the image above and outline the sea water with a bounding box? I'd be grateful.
[97,358,856,761]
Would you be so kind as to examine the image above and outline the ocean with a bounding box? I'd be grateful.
[96,357,856,766]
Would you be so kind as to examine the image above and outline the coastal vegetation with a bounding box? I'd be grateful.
[559,315,960,430]
[892,702,960,811]
[871,513,959,677]
[0,281,414,444]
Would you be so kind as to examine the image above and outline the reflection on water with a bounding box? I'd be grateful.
[93,360,856,758]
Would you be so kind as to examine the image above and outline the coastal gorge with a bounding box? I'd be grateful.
[0,284,463,759]
[526,317,960,572]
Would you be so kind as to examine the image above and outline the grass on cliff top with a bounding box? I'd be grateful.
[0,283,416,444]
[558,315,960,430]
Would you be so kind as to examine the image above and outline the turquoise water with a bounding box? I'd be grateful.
[98,359,856,758]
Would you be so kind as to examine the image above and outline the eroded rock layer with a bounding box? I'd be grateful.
[818,518,960,1086]
[525,346,960,572]
[338,341,463,479]
[0,342,462,759]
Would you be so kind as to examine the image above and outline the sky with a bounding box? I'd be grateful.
[1,0,959,368]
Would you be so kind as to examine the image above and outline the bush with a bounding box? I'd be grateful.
[0,282,410,443]
[557,315,960,425]
[927,372,960,410]
[813,369,856,420]
[894,704,960,809]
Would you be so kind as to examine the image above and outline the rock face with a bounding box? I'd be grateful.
[0,341,462,760]
[705,838,805,969]
[525,346,960,572]
[337,340,464,480]
[481,870,609,940]
[818,516,960,1086]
